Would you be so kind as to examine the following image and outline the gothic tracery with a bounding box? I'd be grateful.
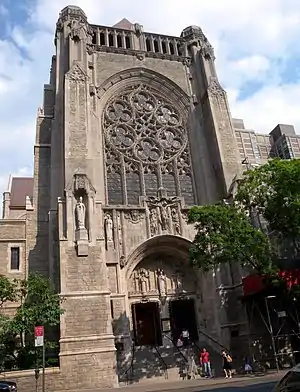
[103,84,195,205]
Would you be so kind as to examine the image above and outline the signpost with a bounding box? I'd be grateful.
[34,326,45,392]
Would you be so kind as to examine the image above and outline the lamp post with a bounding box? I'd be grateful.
[265,295,279,372]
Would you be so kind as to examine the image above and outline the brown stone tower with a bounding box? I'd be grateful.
[5,5,245,389]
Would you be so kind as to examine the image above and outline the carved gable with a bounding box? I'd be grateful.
[65,62,88,83]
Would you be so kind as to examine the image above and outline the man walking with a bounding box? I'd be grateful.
[200,348,212,378]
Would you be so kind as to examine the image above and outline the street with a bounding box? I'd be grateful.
[191,380,276,391]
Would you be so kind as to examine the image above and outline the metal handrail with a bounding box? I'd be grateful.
[122,340,135,384]
[198,329,230,352]
[163,333,188,362]
[153,346,168,379]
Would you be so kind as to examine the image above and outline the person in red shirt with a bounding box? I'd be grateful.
[200,348,212,378]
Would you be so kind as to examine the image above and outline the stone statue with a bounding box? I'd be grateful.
[157,269,167,297]
[105,214,113,242]
[75,196,86,229]
[176,272,184,293]
[159,201,169,231]
[171,207,180,234]
[138,268,149,295]
[149,209,158,235]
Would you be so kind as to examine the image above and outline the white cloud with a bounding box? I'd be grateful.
[0,0,300,198]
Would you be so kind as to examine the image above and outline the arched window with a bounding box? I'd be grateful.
[103,84,195,206]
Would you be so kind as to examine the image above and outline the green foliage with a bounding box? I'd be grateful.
[11,273,63,337]
[0,273,63,371]
[188,204,273,274]
[236,158,300,240]
[0,275,19,307]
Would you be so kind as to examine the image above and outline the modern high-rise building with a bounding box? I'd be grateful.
[234,119,300,165]
[0,5,298,390]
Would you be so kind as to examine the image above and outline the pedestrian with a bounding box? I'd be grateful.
[244,357,252,374]
[221,350,233,378]
[200,348,212,378]
[180,328,190,347]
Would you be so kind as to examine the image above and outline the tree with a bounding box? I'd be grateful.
[236,158,300,246]
[0,273,64,370]
[188,203,273,275]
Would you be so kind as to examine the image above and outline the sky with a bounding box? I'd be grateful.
[0,0,300,195]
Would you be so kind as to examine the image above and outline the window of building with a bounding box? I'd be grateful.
[117,35,122,48]
[177,43,182,56]
[125,36,131,49]
[100,32,105,45]
[169,42,175,55]
[10,247,20,271]
[108,33,114,47]
[146,38,151,52]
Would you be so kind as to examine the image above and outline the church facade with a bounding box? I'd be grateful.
[1,5,250,390]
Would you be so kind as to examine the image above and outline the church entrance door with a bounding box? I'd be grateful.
[132,302,162,347]
[169,298,198,343]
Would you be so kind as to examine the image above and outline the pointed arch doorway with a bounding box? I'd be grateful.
[125,235,201,347]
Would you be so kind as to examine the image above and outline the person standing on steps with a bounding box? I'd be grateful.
[221,350,233,378]
[200,348,212,378]
[180,328,190,347]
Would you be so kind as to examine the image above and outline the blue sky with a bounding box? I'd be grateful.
[0,0,300,194]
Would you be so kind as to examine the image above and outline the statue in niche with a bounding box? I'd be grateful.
[176,272,184,293]
[149,209,158,235]
[105,214,113,242]
[75,196,86,230]
[138,268,149,295]
[157,269,167,298]
[171,207,181,234]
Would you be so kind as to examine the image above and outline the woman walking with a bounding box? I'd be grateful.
[221,350,233,378]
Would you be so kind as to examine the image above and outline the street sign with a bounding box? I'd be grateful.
[34,326,44,347]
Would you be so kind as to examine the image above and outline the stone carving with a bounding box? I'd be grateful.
[134,23,143,36]
[149,209,158,236]
[120,256,126,268]
[200,42,215,60]
[74,196,89,257]
[175,272,184,293]
[183,57,192,67]
[75,197,86,229]
[136,52,145,61]
[66,63,88,83]
[66,173,95,196]
[159,201,169,231]
[105,213,113,242]
[171,207,181,234]
[146,189,180,234]
[207,78,225,97]
[157,269,167,298]
[67,18,93,43]
[136,268,149,295]
[125,210,144,224]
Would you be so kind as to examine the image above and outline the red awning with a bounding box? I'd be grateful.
[242,275,264,296]
[242,269,300,297]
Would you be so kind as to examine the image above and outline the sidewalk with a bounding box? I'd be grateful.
[94,371,285,392]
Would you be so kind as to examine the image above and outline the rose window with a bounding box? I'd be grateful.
[103,84,187,164]
[104,83,195,206]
